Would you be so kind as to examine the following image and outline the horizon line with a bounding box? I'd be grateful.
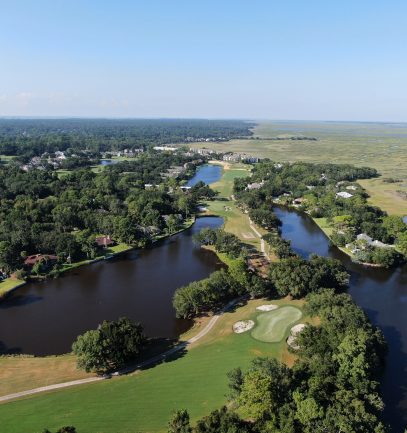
[0,116,406,124]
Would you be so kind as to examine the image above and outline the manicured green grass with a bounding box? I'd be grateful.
[0,278,26,298]
[0,154,15,165]
[0,299,310,433]
[55,169,72,178]
[312,217,335,237]
[190,121,407,215]
[312,217,354,258]
[205,163,270,254]
[251,306,303,343]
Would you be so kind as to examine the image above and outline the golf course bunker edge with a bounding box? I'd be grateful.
[251,306,303,343]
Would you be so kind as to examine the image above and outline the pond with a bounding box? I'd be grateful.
[274,206,407,432]
[186,164,222,187]
[99,159,119,166]
[0,217,224,356]
[0,164,224,356]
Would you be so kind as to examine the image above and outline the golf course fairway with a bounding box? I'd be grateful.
[251,306,302,343]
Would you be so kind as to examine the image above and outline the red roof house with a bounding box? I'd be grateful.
[24,254,58,267]
[95,235,114,248]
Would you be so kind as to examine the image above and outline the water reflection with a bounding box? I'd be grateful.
[274,206,407,432]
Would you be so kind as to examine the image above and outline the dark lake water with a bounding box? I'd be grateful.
[0,217,224,356]
[0,165,224,356]
[274,207,407,432]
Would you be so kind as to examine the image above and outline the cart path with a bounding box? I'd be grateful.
[249,219,269,259]
[0,297,241,404]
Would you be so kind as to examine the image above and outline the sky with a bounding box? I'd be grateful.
[1,0,406,121]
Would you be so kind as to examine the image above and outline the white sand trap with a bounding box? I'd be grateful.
[256,304,279,312]
[233,320,255,334]
[287,323,306,349]
[290,323,306,335]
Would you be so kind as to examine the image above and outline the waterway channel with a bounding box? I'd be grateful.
[274,206,407,432]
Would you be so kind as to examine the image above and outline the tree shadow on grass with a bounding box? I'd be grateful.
[118,337,188,376]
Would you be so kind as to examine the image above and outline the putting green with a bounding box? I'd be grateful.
[251,306,303,343]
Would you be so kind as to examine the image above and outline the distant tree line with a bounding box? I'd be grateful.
[0,153,213,274]
[0,118,254,157]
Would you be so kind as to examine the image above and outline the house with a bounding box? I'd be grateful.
[336,191,353,199]
[357,233,373,244]
[162,214,183,223]
[55,151,66,160]
[153,146,177,152]
[95,235,114,248]
[246,181,264,190]
[371,240,389,248]
[24,254,58,267]
[356,233,391,249]
[346,185,358,191]
[243,155,260,163]
[222,153,241,162]
[194,148,216,156]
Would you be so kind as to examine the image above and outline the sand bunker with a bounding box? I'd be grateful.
[287,323,306,349]
[256,304,279,312]
[233,320,255,334]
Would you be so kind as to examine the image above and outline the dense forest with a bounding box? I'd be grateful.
[0,152,213,275]
[0,118,254,156]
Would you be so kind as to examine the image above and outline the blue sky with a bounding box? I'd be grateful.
[1,0,406,120]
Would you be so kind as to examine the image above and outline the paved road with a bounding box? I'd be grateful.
[0,298,241,404]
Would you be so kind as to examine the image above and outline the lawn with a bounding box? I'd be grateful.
[0,154,15,165]
[189,121,407,216]
[0,278,26,298]
[0,298,315,433]
[55,169,73,178]
[251,306,303,343]
[0,355,94,396]
[205,163,271,256]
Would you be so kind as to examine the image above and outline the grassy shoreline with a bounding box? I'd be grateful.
[0,217,196,301]
[0,298,314,433]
